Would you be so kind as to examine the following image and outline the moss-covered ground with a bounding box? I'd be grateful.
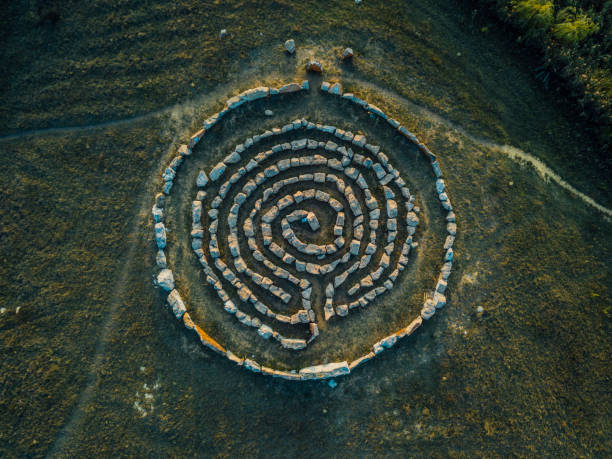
[0,0,610,457]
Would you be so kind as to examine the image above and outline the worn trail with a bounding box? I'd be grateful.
[347,77,612,218]
[46,193,151,457]
[3,78,609,218]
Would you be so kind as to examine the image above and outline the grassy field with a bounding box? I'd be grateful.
[0,0,610,457]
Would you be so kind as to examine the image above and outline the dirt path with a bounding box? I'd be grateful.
[0,109,172,143]
[347,77,612,219]
[46,181,154,458]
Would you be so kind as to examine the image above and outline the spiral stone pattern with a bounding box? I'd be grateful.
[151,80,456,380]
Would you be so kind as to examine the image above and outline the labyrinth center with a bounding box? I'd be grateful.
[153,81,455,380]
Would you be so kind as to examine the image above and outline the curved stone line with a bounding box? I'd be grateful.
[202,133,415,329]
[151,79,455,380]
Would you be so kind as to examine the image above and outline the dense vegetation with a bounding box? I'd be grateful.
[468,0,611,149]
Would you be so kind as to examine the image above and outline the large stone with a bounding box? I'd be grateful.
[224,300,237,314]
[306,212,320,231]
[386,199,398,218]
[367,104,387,119]
[421,298,436,320]
[352,134,366,147]
[152,205,163,223]
[434,292,447,309]
[155,193,166,208]
[166,289,186,319]
[334,271,348,287]
[156,250,167,268]
[281,338,307,350]
[299,361,350,380]
[284,38,295,54]
[157,269,175,291]
[279,82,301,93]
[196,171,209,187]
[224,151,241,164]
[243,358,261,373]
[192,201,202,224]
[242,87,269,101]
[226,95,245,110]
[329,82,342,95]
[406,212,419,227]
[257,324,273,339]
[432,161,442,178]
[154,223,167,249]
[210,163,226,181]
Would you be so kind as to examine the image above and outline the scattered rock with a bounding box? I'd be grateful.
[219,29,228,39]
[264,109,273,116]
[306,60,323,73]
[343,48,354,59]
[284,39,295,54]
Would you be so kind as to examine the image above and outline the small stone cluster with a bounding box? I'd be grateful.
[151,77,455,381]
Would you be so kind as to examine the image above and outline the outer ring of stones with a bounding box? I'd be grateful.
[152,80,457,380]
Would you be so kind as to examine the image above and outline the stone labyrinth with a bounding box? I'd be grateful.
[152,80,456,380]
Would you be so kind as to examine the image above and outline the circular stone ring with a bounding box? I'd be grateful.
[152,80,456,380]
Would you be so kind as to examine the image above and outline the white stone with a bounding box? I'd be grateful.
[284,39,295,54]
[210,163,226,181]
[421,298,436,320]
[386,199,398,218]
[152,205,163,223]
[299,361,350,380]
[352,134,366,147]
[329,82,342,95]
[157,269,175,291]
[156,250,167,268]
[257,324,273,339]
[306,212,320,231]
[406,212,419,227]
[196,170,209,187]
[154,223,167,249]
[167,289,186,319]
[242,87,269,101]
[281,338,307,350]
[224,151,241,164]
